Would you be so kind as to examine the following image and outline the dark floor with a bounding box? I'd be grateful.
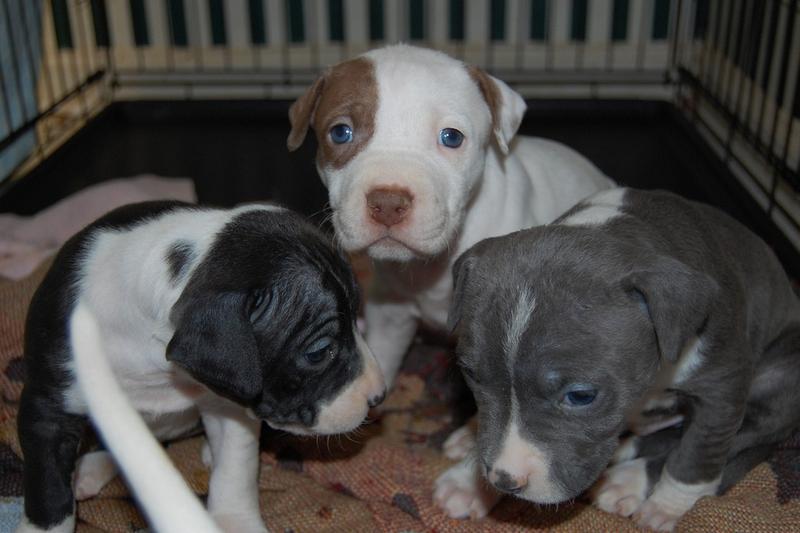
[1,98,798,276]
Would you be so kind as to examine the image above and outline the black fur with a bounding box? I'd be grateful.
[18,200,196,528]
[166,209,362,425]
[18,202,366,530]
[166,240,196,282]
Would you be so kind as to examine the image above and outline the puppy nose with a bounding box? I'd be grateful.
[366,188,413,227]
[368,390,386,408]
[488,468,528,495]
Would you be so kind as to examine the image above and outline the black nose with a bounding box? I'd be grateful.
[368,390,386,408]
[492,469,526,495]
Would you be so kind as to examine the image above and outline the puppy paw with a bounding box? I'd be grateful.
[212,512,268,533]
[433,459,501,519]
[442,421,477,460]
[610,434,640,465]
[591,458,648,517]
[634,499,681,531]
[73,450,118,500]
[632,472,718,532]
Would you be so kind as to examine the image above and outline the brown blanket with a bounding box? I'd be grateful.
[2,263,799,532]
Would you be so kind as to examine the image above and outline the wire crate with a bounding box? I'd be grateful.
[0,0,798,253]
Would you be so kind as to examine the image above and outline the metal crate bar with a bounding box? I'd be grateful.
[0,0,798,253]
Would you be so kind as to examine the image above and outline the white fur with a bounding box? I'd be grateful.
[63,204,281,416]
[592,458,649,517]
[559,187,627,226]
[68,304,221,533]
[672,336,705,385]
[41,204,286,533]
[442,419,477,460]
[15,515,75,533]
[490,414,561,503]
[74,451,117,500]
[311,46,614,388]
[503,289,535,360]
[433,458,502,520]
[635,471,720,531]
[611,435,640,465]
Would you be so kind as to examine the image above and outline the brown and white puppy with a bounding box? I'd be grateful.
[288,44,614,392]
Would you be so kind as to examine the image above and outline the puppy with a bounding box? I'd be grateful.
[17,201,386,533]
[288,44,614,388]
[435,188,800,531]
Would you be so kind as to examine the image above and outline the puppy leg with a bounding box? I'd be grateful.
[17,389,84,532]
[200,405,266,533]
[443,416,477,460]
[433,458,502,519]
[592,458,650,517]
[73,450,117,500]
[634,357,750,532]
[594,431,678,518]
[364,299,418,389]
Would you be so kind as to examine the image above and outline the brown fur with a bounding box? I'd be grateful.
[287,58,378,170]
[468,66,503,147]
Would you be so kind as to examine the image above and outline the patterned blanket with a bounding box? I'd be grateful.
[2,262,799,532]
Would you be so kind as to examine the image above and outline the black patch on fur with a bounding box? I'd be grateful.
[18,200,201,527]
[166,208,362,426]
[166,240,195,282]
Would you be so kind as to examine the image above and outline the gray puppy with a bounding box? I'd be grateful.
[434,188,800,531]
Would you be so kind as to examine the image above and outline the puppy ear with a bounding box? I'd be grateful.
[621,256,718,363]
[167,292,263,402]
[448,252,478,332]
[287,74,326,152]
[468,66,527,155]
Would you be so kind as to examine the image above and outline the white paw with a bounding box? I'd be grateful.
[633,471,719,532]
[73,450,118,500]
[591,458,648,517]
[634,498,681,531]
[212,512,268,533]
[611,434,640,465]
[201,439,213,468]
[442,421,477,460]
[433,459,501,519]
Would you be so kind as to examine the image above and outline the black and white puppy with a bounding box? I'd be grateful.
[17,201,386,533]
[434,188,800,531]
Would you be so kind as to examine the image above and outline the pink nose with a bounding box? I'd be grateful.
[366,188,413,227]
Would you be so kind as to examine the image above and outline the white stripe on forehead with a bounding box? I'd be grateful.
[503,287,536,365]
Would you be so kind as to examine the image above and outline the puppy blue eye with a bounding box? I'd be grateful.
[330,124,353,144]
[563,387,597,407]
[305,338,334,365]
[440,128,464,148]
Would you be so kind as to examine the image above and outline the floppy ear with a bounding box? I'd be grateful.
[621,256,718,363]
[287,74,326,152]
[167,292,263,403]
[468,66,527,155]
[448,252,478,332]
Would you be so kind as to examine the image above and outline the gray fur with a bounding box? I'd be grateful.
[451,188,800,500]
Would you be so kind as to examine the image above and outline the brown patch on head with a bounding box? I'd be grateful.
[467,65,503,145]
[287,57,378,170]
